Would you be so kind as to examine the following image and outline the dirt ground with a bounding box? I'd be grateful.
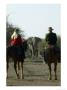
[6,60,61,86]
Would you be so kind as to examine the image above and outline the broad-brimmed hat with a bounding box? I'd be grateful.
[48,27,54,31]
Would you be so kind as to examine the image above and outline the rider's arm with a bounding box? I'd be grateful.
[55,33,57,43]
[45,34,48,42]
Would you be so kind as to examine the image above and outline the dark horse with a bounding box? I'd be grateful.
[6,40,27,79]
[44,46,61,80]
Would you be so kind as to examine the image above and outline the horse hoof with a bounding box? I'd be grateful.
[48,78,52,80]
[55,78,57,80]
[22,76,24,79]
[21,75,24,79]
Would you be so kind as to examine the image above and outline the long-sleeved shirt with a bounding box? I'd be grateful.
[45,32,57,45]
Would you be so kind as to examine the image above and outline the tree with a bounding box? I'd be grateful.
[6,21,24,46]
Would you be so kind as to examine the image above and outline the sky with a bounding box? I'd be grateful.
[7,4,61,39]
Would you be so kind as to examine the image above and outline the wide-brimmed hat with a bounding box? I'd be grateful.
[48,27,54,31]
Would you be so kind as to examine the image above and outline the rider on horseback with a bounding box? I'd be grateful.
[45,27,57,48]
[10,29,25,58]
[44,27,57,63]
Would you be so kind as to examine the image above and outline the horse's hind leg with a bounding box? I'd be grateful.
[48,64,52,80]
[14,61,20,79]
[21,61,24,79]
[7,63,9,78]
[6,57,9,78]
[18,61,20,70]
[54,62,57,80]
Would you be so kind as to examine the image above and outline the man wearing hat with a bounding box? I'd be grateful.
[45,27,57,48]
[44,27,57,63]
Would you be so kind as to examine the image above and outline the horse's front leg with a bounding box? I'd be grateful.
[54,62,57,80]
[21,61,24,79]
[48,63,52,80]
[6,58,9,78]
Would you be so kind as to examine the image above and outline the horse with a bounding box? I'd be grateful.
[44,46,61,80]
[6,40,27,79]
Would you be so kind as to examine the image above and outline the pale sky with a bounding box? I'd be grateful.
[7,4,60,39]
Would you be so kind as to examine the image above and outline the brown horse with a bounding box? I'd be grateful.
[6,40,27,79]
[44,46,61,80]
